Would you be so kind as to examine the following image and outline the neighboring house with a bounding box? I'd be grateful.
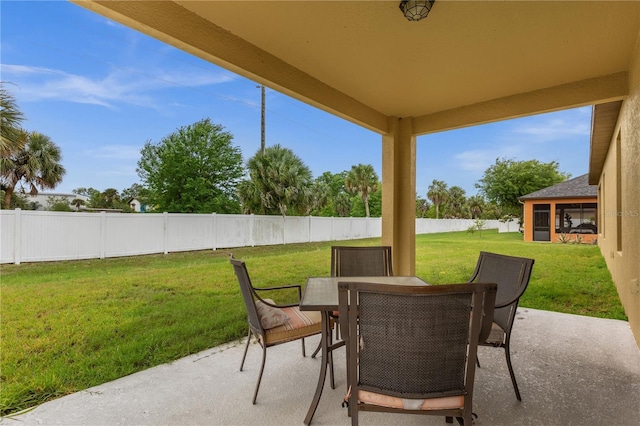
[519,175,597,243]
[127,198,149,213]
[128,198,141,212]
[24,192,89,211]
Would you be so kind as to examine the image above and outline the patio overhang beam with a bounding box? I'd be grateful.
[412,72,629,136]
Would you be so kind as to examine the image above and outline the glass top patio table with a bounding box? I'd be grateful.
[299,275,429,424]
[300,275,429,311]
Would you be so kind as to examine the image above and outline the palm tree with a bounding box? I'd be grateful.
[416,195,430,218]
[0,83,25,158]
[305,180,330,215]
[468,195,485,219]
[344,164,378,218]
[446,186,467,218]
[1,131,66,209]
[334,192,352,217]
[427,179,448,219]
[102,188,120,208]
[238,144,312,216]
[71,198,86,211]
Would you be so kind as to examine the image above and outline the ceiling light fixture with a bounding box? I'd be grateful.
[399,0,435,22]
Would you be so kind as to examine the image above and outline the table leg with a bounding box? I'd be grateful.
[328,320,335,390]
[304,311,331,425]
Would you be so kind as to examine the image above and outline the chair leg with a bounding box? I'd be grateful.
[301,337,306,357]
[350,400,358,426]
[328,327,335,389]
[311,339,321,358]
[240,328,252,371]
[252,344,267,404]
[504,339,522,401]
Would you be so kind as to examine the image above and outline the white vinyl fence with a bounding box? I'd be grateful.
[0,209,514,264]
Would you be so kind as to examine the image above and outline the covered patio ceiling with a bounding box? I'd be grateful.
[74,1,639,134]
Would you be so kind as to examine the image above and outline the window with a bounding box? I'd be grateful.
[555,203,597,234]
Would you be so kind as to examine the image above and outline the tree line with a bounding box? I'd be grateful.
[1,83,569,219]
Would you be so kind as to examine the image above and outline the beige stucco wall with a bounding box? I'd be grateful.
[597,30,640,347]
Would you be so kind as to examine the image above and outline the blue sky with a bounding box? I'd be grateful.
[1,1,592,199]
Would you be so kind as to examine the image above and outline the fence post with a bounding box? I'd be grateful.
[14,208,21,265]
[250,214,255,247]
[350,217,354,240]
[163,212,169,255]
[99,211,106,259]
[212,213,217,251]
[331,216,336,241]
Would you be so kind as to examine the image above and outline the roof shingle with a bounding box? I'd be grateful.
[518,174,597,200]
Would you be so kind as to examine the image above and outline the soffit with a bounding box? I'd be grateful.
[589,100,623,184]
[79,1,639,133]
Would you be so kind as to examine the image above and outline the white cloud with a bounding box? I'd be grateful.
[1,63,234,109]
[96,166,138,178]
[454,150,496,172]
[453,142,525,172]
[511,109,591,142]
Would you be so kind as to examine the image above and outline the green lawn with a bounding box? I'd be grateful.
[0,230,625,415]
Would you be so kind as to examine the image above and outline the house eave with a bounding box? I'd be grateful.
[589,100,624,185]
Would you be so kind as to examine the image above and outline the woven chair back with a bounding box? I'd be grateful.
[331,246,393,277]
[471,252,534,331]
[230,256,263,335]
[339,282,496,401]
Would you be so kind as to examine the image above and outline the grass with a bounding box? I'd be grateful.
[0,230,626,415]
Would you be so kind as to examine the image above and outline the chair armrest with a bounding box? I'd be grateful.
[254,284,302,306]
[255,284,302,292]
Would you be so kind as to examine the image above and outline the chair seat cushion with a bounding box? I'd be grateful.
[264,307,322,345]
[358,390,464,411]
[255,299,290,330]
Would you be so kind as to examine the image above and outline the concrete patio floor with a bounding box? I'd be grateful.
[3,308,640,426]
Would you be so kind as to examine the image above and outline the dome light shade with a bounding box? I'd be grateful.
[399,0,436,22]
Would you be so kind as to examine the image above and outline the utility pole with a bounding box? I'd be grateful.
[259,84,265,154]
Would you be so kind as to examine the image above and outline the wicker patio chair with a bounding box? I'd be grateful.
[229,254,327,404]
[312,246,393,358]
[338,281,497,426]
[330,245,393,338]
[331,245,393,277]
[467,251,535,401]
